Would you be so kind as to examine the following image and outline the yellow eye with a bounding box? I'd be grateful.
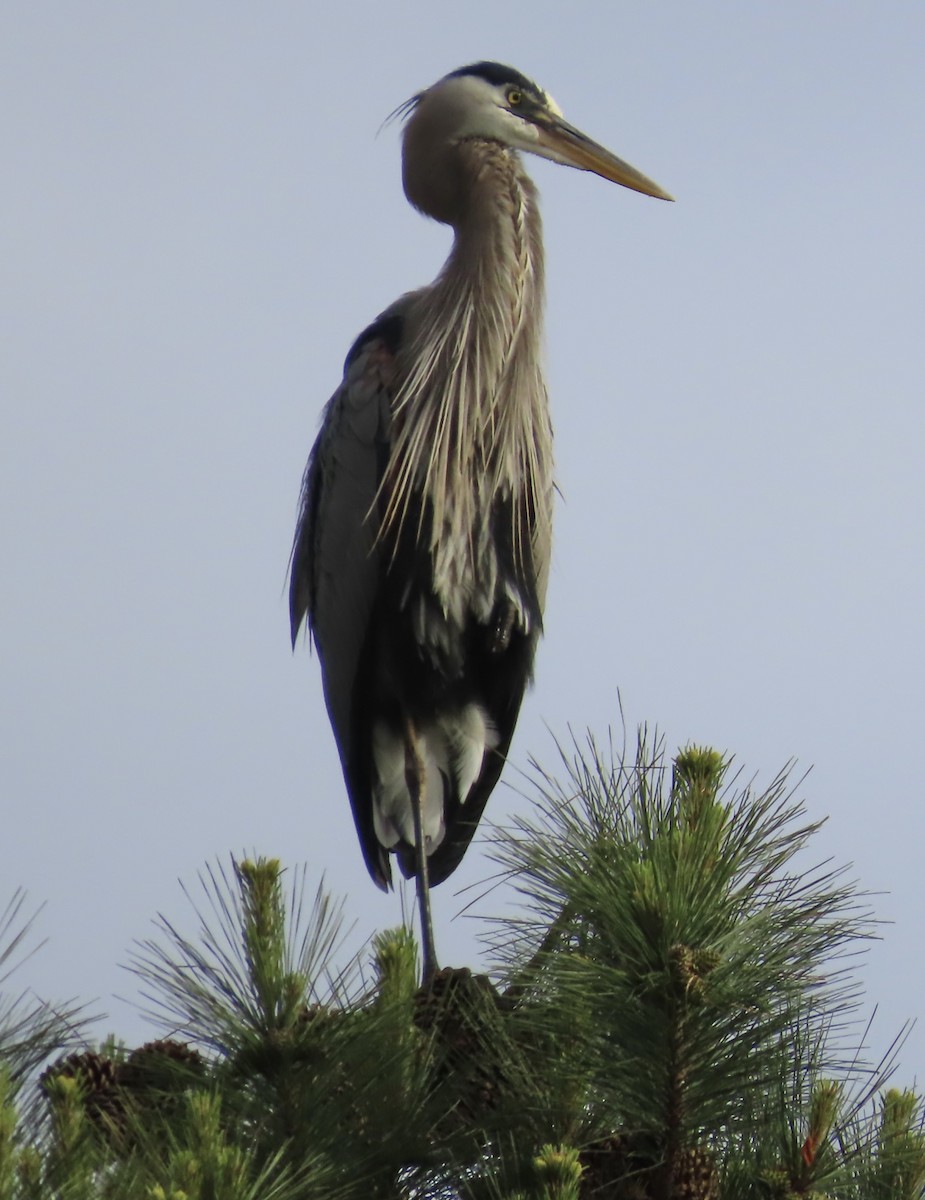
[507,88,523,107]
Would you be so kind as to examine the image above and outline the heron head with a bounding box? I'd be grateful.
[398,62,673,206]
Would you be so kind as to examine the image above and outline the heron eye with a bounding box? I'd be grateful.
[507,88,523,107]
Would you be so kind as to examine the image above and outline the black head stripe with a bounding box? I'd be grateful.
[447,61,542,97]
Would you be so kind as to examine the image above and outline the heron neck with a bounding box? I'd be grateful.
[445,140,545,361]
[383,139,552,569]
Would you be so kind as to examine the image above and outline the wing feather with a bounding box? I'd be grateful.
[289,318,401,885]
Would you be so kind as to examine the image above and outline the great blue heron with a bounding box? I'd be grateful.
[290,62,671,978]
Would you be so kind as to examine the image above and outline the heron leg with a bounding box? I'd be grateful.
[403,716,439,983]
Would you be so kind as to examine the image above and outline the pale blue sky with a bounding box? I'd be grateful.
[2,3,924,1080]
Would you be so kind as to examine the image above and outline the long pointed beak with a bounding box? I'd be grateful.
[536,117,674,201]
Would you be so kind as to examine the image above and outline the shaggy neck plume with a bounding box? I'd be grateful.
[384,139,551,601]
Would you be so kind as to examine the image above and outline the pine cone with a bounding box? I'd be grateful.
[414,967,510,1129]
[41,1051,124,1130]
[673,1147,719,1199]
[120,1039,204,1092]
[118,1039,205,1118]
[579,1133,654,1197]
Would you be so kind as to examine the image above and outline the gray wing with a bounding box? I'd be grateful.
[289,316,400,882]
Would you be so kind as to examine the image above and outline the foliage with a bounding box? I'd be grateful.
[1,731,923,1198]
[0,891,88,1083]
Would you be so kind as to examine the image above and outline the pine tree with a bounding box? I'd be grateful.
[2,730,924,1197]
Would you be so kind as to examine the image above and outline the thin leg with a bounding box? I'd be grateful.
[404,716,439,983]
